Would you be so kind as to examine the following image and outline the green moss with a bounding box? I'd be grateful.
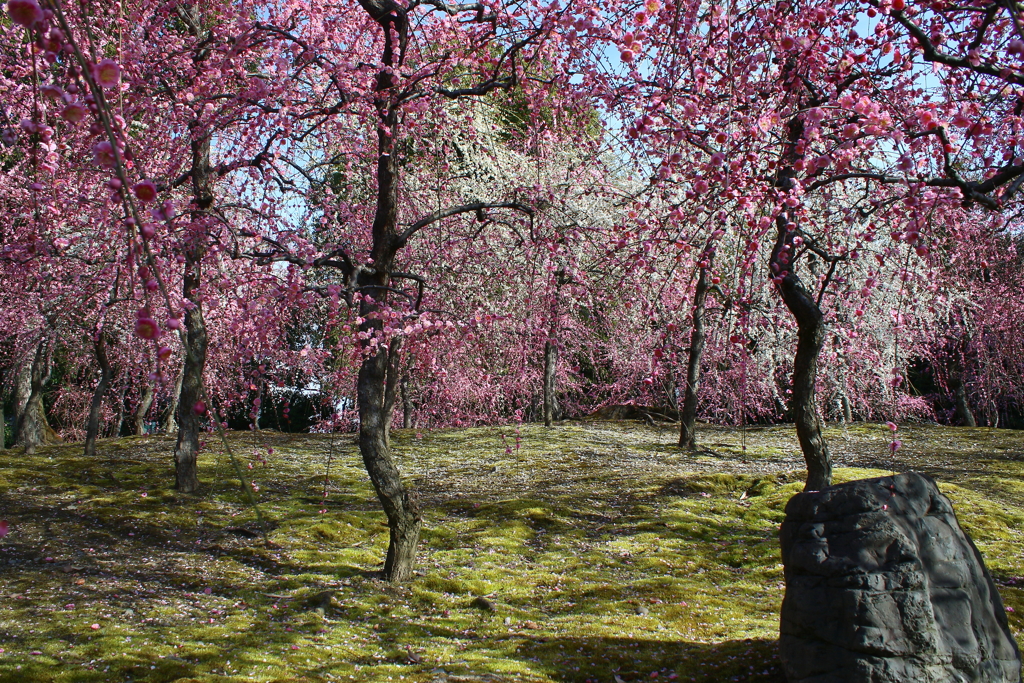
[0,424,1021,682]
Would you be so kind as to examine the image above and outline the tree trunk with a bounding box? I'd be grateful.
[383,337,403,446]
[135,383,155,436]
[13,354,31,435]
[771,216,832,491]
[16,338,54,455]
[679,263,710,450]
[0,386,6,451]
[172,130,212,494]
[162,368,183,434]
[948,373,976,427]
[358,341,421,581]
[543,339,559,427]
[401,374,414,429]
[110,385,127,437]
[84,332,112,457]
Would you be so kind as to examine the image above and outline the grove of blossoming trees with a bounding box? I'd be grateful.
[1,0,1022,579]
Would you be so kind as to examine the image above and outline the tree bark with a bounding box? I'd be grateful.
[84,331,112,457]
[358,331,421,582]
[771,215,832,491]
[135,383,155,436]
[350,26,424,580]
[0,384,6,451]
[162,368,183,434]
[401,374,414,429]
[16,338,55,455]
[543,339,559,427]
[679,263,710,450]
[172,130,212,494]
[13,354,31,435]
[110,385,127,437]
[383,337,403,446]
[949,374,976,427]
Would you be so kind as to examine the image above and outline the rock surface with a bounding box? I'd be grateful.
[779,472,1021,683]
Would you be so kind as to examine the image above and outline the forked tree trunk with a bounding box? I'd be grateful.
[172,130,212,494]
[135,383,155,436]
[771,214,832,492]
[16,338,54,455]
[680,263,710,449]
[543,339,559,427]
[84,332,112,457]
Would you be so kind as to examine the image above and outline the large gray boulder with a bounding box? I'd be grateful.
[779,472,1021,683]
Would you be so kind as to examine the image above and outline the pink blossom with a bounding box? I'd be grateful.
[140,223,156,240]
[93,141,116,168]
[6,0,43,27]
[61,103,87,123]
[134,180,157,203]
[886,421,898,431]
[94,59,121,89]
[0,520,8,538]
[135,317,159,340]
[193,401,207,415]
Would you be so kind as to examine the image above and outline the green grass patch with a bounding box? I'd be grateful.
[0,422,1021,682]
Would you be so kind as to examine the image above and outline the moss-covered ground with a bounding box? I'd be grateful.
[0,421,1021,682]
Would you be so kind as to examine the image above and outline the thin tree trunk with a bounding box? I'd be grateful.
[769,95,833,491]
[0,386,6,451]
[13,355,31,435]
[135,383,155,436]
[383,337,403,446]
[162,368,183,434]
[680,263,710,450]
[771,215,832,491]
[172,129,212,494]
[358,337,421,582]
[16,338,54,455]
[110,385,127,437]
[840,392,853,424]
[401,374,413,429]
[543,339,559,427]
[84,332,112,457]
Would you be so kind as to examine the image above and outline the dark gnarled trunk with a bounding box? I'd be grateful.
[357,319,421,582]
[16,338,56,455]
[771,215,832,492]
[84,331,112,457]
[947,354,976,427]
[680,262,710,450]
